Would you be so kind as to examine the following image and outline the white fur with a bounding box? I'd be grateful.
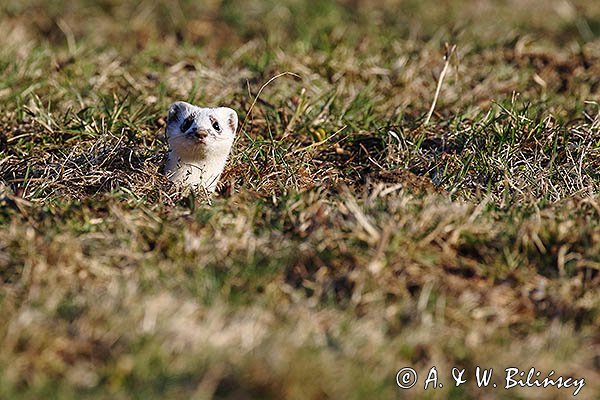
[164,101,238,193]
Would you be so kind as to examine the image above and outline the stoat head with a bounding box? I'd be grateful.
[165,101,238,160]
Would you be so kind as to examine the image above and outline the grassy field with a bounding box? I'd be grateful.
[1,0,600,399]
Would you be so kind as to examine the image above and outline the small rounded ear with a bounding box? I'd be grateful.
[167,101,191,123]
[224,108,238,134]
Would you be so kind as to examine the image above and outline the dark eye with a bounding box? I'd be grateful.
[212,120,221,132]
[180,117,193,132]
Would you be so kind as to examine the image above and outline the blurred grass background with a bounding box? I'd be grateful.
[1,0,600,399]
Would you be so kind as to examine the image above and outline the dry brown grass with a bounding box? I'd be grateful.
[1,0,600,399]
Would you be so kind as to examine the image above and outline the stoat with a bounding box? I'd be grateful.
[164,101,238,193]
